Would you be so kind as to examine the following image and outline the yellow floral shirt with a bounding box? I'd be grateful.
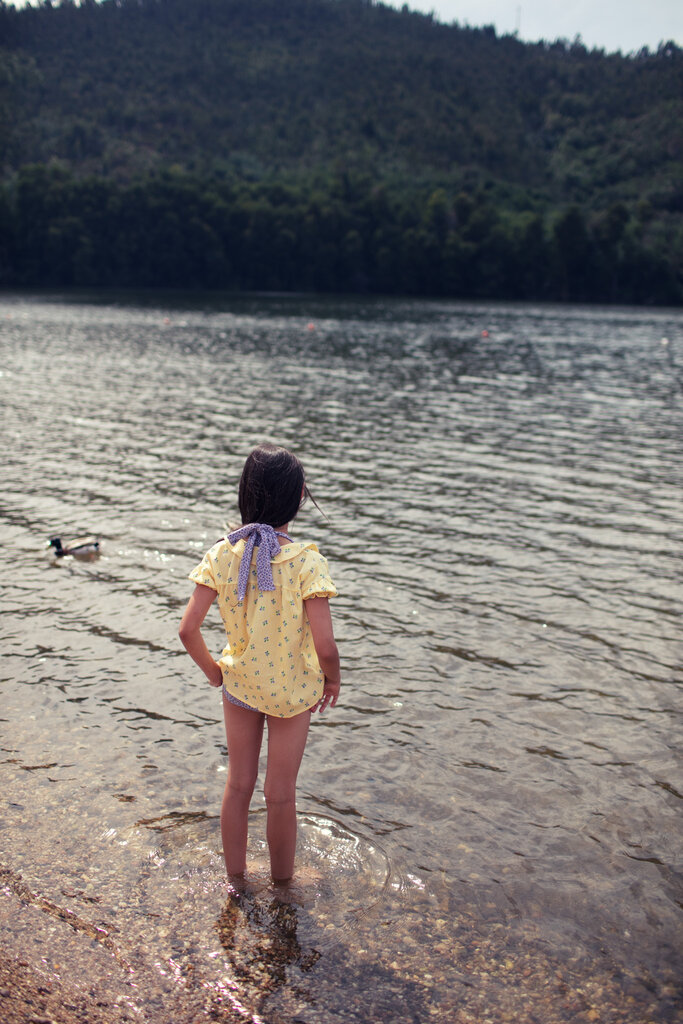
[188,537,337,717]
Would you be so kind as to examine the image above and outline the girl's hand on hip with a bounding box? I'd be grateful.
[207,661,223,688]
[314,677,340,713]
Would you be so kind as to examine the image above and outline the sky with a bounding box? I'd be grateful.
[9,1,682,53]
[384,0,683,54]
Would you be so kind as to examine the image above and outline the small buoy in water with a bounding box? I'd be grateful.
[48,536,100,558]
[481,329,489,338]
[661,337,669,346]
[163,317,171,325]
[307,322,316,331]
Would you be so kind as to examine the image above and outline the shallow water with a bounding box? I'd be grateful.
[1,291,681,1023]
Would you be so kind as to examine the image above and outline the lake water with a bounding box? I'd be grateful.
[1,291,681,1024]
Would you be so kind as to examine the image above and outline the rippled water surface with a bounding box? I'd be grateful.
[1,291,681,1023]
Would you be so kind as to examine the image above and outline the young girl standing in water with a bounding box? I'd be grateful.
[179,443,340,885]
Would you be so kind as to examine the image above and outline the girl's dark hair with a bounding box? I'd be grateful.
[238,443,314,527]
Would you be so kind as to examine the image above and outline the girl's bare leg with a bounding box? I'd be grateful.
[264,710,311,883]
[221,701,265,877]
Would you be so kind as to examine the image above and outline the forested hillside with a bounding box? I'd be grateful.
[0,0,681,302]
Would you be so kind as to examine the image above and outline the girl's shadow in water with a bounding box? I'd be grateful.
[214,887,434,1023]
[216,887,321,1005]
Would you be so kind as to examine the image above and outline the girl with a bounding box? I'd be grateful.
[179,443,340,885]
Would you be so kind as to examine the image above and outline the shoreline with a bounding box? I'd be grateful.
[0,944,249,1024]
[0,950,126,1024]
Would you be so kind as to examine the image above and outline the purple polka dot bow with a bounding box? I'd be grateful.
[228,523,292,602]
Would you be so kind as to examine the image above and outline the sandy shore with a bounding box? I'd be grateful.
[0,950,126,1024]
[0,945,252,1024]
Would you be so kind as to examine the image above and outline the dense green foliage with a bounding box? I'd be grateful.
[0,0,681,301]
[2,163,677,302]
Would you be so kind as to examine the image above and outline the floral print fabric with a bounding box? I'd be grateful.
[188,537,337,718]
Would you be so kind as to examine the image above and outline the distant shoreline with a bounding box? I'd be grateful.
[1,286,681,312]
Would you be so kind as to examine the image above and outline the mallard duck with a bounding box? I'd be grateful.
[48,536,100,558]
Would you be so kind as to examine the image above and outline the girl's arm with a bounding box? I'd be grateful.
[179,584,223,688]
[304,596,341,712]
